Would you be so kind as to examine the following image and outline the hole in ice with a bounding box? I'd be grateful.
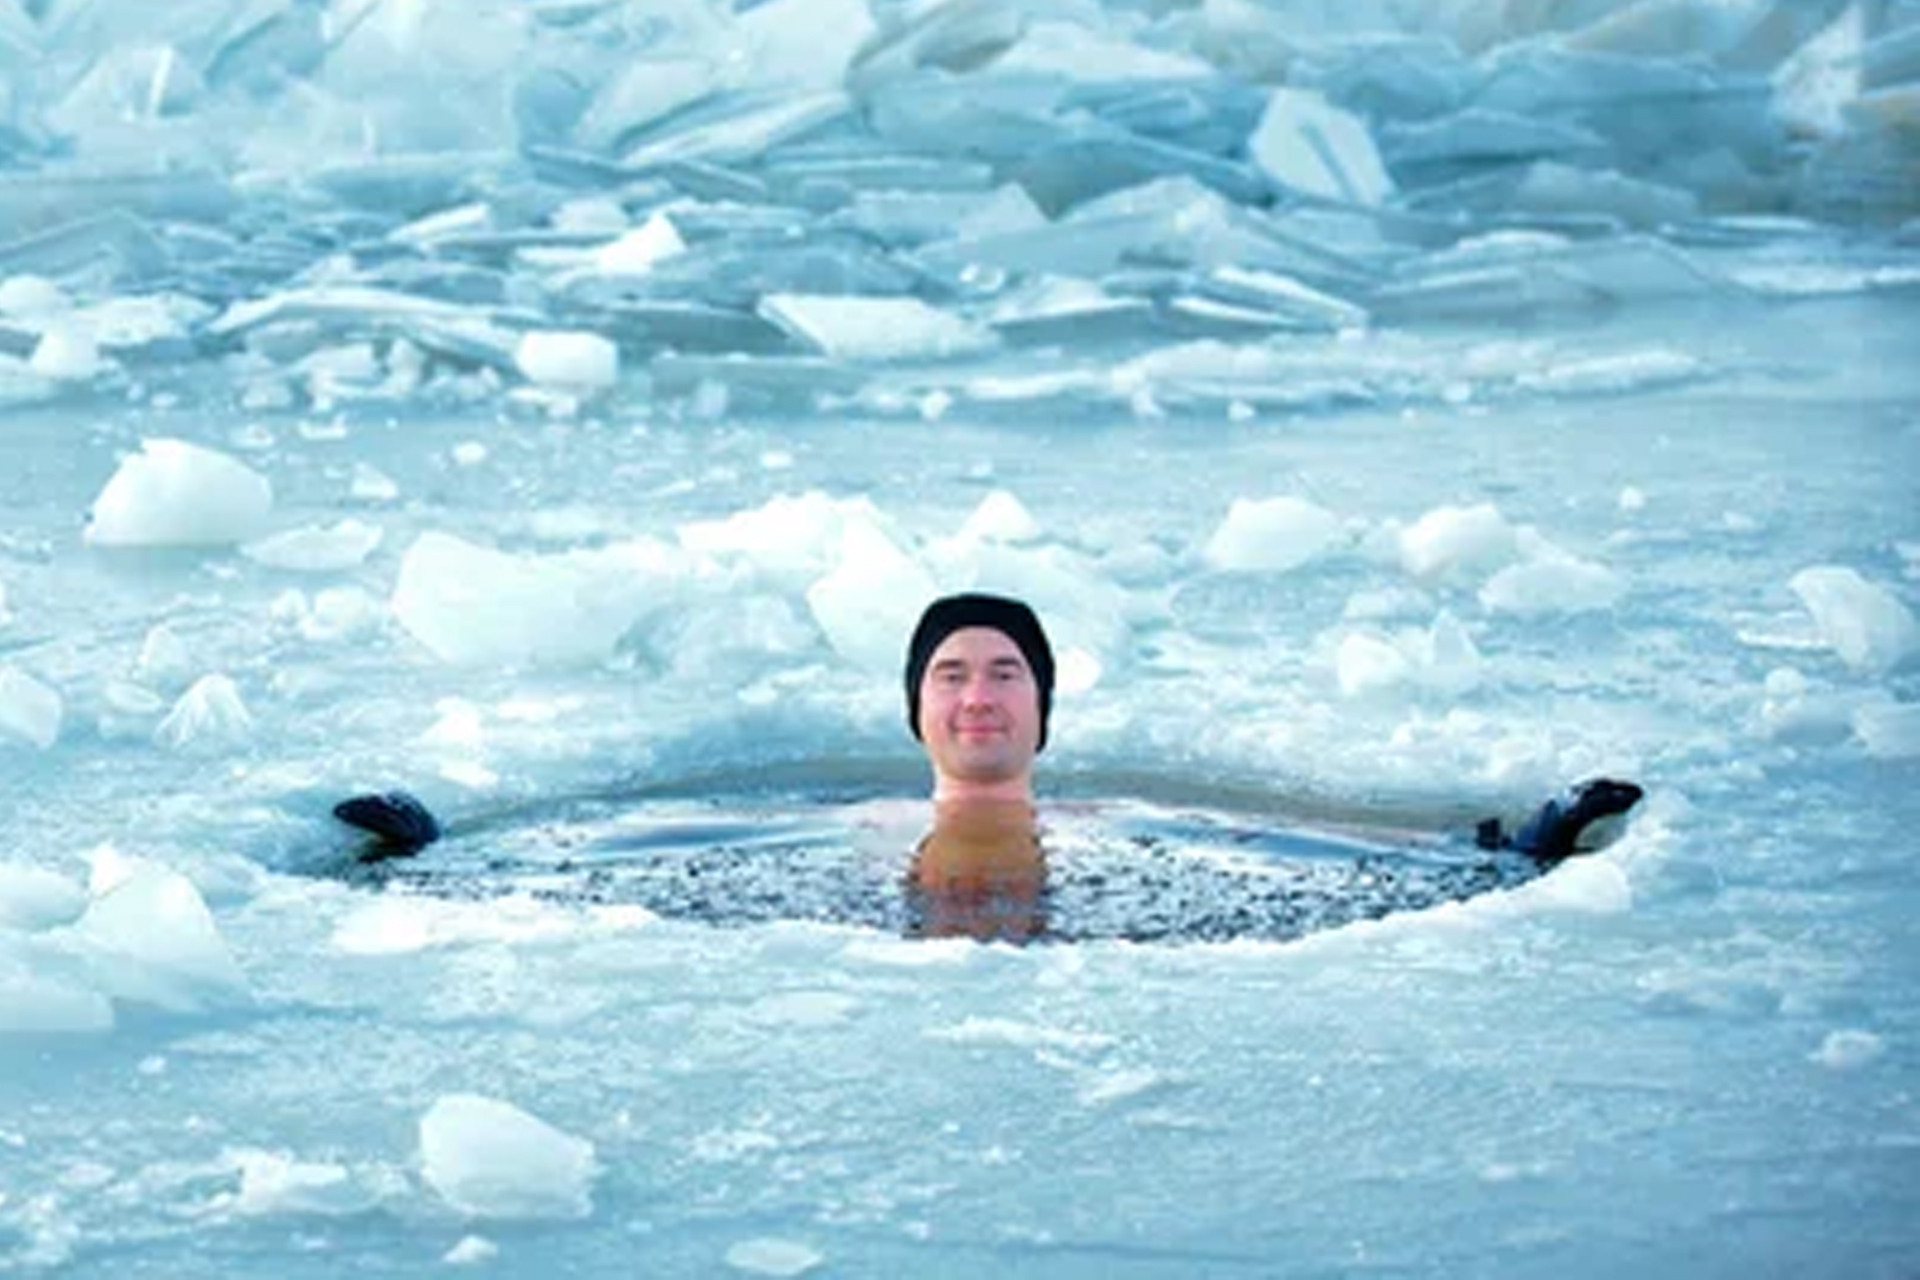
[325,764,1574,945]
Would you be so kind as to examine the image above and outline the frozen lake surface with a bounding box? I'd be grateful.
[3,0,1919,1275]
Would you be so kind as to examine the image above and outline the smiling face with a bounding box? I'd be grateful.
[915,626,1044,802]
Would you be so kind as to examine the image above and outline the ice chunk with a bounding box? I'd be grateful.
[136,623,195,687]
[444,1236,499,1266]
[1480,553,1625,615]
[0,578,8,626]
[1789,565,1917,673]
[391,532,669,668]
[154,674,253,751]
[1398,503,1518,579]
[847,0,1026,92]
[418,1094,598,1221]
[228,1148,402,1217]
[63,850,247,1012]
[241,520,383,573]
[759,294,995,362]
[0,274,70,321]
[1853,701,1920,759]
[1811,1028,1885,1070]
[620,90,850,168]
[514,330,619,391]
[957,490,1041,545]
[1508,161,1699,229]
[28,322,109,380]
[806,519,938,672]
[1334,611,1483,697]
[85,439,273,548]
[742,0,875,88]
[1248,87,1394,207]
[0,948,115,1034]
[1202,496,1344,572]
[725,1238,824,1277]
[0,667,62,749]
[0,866,87,930]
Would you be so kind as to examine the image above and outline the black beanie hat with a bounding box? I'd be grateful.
[905,593,1055,750]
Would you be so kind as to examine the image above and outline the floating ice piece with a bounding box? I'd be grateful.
[1514,348,1706,396]
[1811,1028,1885,1070]
[594,212,685,275]
[418,1094,598,1221]
[1203,496,1345,573]
[63,850,247,1012]
[621,90,849,168]
[984,276,1154,343]
[1481,553,1625,615]
[444,1236,499,1266]
[0,946,115,1034]
[678,492,868,580]
[242,520,383,573]
[759,294,995,362]
[742,0,875,88]
[1789,565,1917,673]
[1196,265,1369,331]
[1336,611,1483,697]
[806,519,938,672]
[514,330,619,391]
[1854,701,1920,759]
[0,274,69,320]
[228,1148,402,1217]
[1248,87,1394,207]
[1508,161,1699,229]
[847,0,1026,92]
[0,665,62,749]
[27,323,107,380]
[1380,108,1606,166]
[1399,503,1518,580]
[136,623,194,686]
[725,1237,824,1277]
[391,532,668,668]
[0,865,87,930]
[85,439,273,548]
[154,674,253,751]
[957,490,1041,545]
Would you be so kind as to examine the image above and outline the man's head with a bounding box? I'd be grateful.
[905,594,1055,800]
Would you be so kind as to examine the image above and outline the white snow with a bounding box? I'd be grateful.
[1789,565,1917,673]
[84,439,273,548]
[1202,496,1345,573]
[418,1094,598,1221]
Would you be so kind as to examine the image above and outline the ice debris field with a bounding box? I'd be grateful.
[2,0,1919,1276]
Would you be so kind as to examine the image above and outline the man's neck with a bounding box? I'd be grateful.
[931,776,1034,806]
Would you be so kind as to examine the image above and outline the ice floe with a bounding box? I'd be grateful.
[417,1093,598,1221]
[1789,564,1918,674]
[84,439,273,548]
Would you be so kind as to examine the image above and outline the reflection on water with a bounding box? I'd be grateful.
[906,799,1047,943]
